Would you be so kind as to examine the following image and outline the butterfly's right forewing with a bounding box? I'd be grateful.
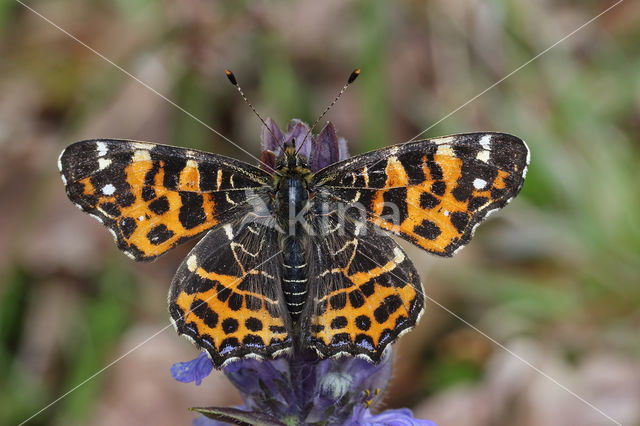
[312,133,529,257]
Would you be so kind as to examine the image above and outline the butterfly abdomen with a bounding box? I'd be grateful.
[275,156,312,322]
[282,236,308,321]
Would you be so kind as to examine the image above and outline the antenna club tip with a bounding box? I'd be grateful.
[225,69,238,85]
[348,69,361,84]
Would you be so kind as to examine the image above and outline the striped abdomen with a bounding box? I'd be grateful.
[275,165,311,323]
[282,236,307,322]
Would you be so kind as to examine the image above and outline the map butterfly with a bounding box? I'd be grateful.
[59,82,529,368]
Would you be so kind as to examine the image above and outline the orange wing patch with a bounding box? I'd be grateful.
[310,247,420,353]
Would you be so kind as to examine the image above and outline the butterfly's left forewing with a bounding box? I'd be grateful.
[59,139,272,261]
[313,133,529,256]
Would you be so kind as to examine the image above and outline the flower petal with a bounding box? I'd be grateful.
[350,407,437,426]
[261,118,285,154]
[312,122,344,171]
[171,352,213,386]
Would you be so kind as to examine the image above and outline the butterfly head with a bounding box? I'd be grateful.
[271,141,313,191]
[278,141,310,172]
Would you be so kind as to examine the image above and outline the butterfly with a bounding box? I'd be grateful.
[58,118,529,368]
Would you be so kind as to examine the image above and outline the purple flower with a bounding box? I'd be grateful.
[259,118,349,172]
[349,407,438,426]
[171,348,435,425]
[170,351,213,386]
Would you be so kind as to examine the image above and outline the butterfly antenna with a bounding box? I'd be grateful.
[296,68,360,155]
[225,69,284,151]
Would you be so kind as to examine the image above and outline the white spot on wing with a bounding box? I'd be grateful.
[436,145,455,157]
[476,150,490,162]
[433,136,455,145]
[186,255,197,272]
[168,315,178,332]
[476,135,492,163]
[89,213,103,224]
[479,135,492,150]
[57,150,64,172]
[131,142,151,150]
[452,245,466,255]
[98,158,112,170]
[443,209,450,217]
[133,149,151,162]
[522,139,531,179]
[216,169,222,190]
[484,207,499,219]
[223,224,234,240]
[473,178,487,189]
[393,247,405,263]
[102,184,116,195]
[138,215,145,222]
[182,334,196,345]
[61,174,67,185]
[96,141,108,157]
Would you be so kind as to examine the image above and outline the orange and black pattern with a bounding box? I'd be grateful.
[168,218,293,367]
[313,133,529,256]
[303,210,423,361]
[59,140,271,261]
[59,131,529,368]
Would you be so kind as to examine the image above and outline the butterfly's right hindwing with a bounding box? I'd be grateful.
[302,206,424,362]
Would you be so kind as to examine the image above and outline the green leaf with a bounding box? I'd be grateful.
[191,406,286,426]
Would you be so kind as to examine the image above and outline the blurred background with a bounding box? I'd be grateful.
[1,0,639,425]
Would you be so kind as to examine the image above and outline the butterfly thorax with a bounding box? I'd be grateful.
[273,146,312,322]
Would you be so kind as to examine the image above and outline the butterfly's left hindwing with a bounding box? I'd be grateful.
[313,133,529,256]
[169,216,293,368]
[59,139,272,261]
